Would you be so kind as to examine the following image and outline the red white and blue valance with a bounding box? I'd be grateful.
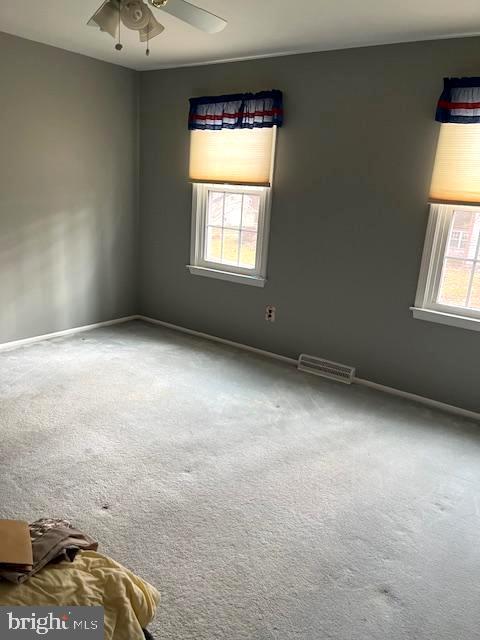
[436,77,480,124]
[189,90,283,130]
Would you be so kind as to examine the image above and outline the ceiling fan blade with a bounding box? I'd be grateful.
[139,14,165,42]
[87,0,119,39]
[154,0,227,34]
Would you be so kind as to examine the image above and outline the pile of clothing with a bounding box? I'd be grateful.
[0,519,159,640]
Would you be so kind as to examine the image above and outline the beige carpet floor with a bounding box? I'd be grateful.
[1,320,479,639]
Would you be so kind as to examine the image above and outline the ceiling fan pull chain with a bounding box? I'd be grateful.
[115,1,123,51]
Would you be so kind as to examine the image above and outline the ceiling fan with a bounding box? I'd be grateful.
[88,0,227,56]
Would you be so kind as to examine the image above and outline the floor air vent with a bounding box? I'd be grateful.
[298,354,355,384]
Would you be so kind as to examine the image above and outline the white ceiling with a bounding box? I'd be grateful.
[1,0,480,71]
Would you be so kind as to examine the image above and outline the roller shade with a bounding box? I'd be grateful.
[189,126,276,187]
[430,123,480,205]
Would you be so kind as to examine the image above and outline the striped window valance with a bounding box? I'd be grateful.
[189,90,283,130]
[436,77,480,124]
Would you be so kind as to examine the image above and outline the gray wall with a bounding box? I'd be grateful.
[0,32,138,343]
[139,37,480,413]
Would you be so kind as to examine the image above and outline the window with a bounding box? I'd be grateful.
[412,100,480,331]
[450,230,468,250]
[414,79,480,329]
[187,90,282,285]
[189,183,270,286]
[187,126,277,287]
[413,203,480,330]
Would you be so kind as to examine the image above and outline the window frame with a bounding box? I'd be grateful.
[187,182,272,287]
[412,202,480,331]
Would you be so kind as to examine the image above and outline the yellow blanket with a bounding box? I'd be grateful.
[0,551,160,640]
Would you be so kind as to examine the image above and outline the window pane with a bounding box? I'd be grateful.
[206,227,222,263]
[222,229,240,265]
[224,193,243,228]
[239,231,257,269]
[446,210,480,259]
[469,264,480,310]
[242,195,260,231]
[437,258,473,307]
[207,191,224,226]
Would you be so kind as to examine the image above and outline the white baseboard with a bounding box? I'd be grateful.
[2,313,478,423]
[139,315,480,423]
[353,378,479,422]
[0,316,137,353]
[138,315,297,365]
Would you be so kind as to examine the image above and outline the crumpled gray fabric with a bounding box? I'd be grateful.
[0,518,98,584]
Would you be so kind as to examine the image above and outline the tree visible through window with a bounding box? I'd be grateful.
[205,190,261,269]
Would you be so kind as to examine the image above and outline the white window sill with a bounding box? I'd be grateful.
[186,265,266,287]
[411,307,480,332]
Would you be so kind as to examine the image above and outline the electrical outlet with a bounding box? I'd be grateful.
[265,305,276,322]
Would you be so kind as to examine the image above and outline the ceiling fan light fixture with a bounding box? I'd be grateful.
[139,15,165,42]
[120,1,151,31]
[87,1,119,39]
[149,0,169,8]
